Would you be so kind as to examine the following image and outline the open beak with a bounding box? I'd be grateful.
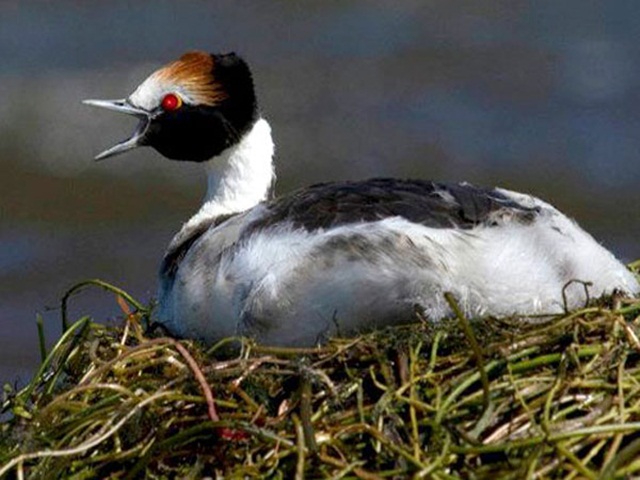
[83,98,151,161]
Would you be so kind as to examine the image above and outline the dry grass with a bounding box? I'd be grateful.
[2,270,640,479]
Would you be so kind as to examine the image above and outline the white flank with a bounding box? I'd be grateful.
[161,205,639,346]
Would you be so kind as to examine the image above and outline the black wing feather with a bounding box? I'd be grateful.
[247,178,540,233]
[160,178,541,283]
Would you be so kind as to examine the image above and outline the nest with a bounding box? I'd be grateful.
[2,276,640,479]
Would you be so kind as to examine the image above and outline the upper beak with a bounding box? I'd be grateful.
[83,98,151,161]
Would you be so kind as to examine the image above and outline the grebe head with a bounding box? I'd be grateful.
[84,51,257,162]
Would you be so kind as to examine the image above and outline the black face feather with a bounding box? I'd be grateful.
[143,105,237,162]
[212,53,258,137]
[144,53,258,163]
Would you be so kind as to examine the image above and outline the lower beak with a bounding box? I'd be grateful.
[83,98,151,161]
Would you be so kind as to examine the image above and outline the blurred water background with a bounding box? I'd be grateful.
[2,1,640,384]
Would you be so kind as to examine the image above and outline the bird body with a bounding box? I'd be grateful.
[85,51,639,346]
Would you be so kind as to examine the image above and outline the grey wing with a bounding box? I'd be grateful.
[160,211,246,284]
[159,179,541,285]
[246,178,541,233]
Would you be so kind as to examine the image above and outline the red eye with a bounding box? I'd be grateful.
[161,93,182,111]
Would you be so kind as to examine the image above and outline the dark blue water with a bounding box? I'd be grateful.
[2,1,639,384]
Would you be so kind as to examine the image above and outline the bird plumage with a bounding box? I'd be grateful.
[85,51,640,347]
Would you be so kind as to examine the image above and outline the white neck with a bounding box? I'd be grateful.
[180,118,275,234]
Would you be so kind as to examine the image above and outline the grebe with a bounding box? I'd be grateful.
[84,51,639,346]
